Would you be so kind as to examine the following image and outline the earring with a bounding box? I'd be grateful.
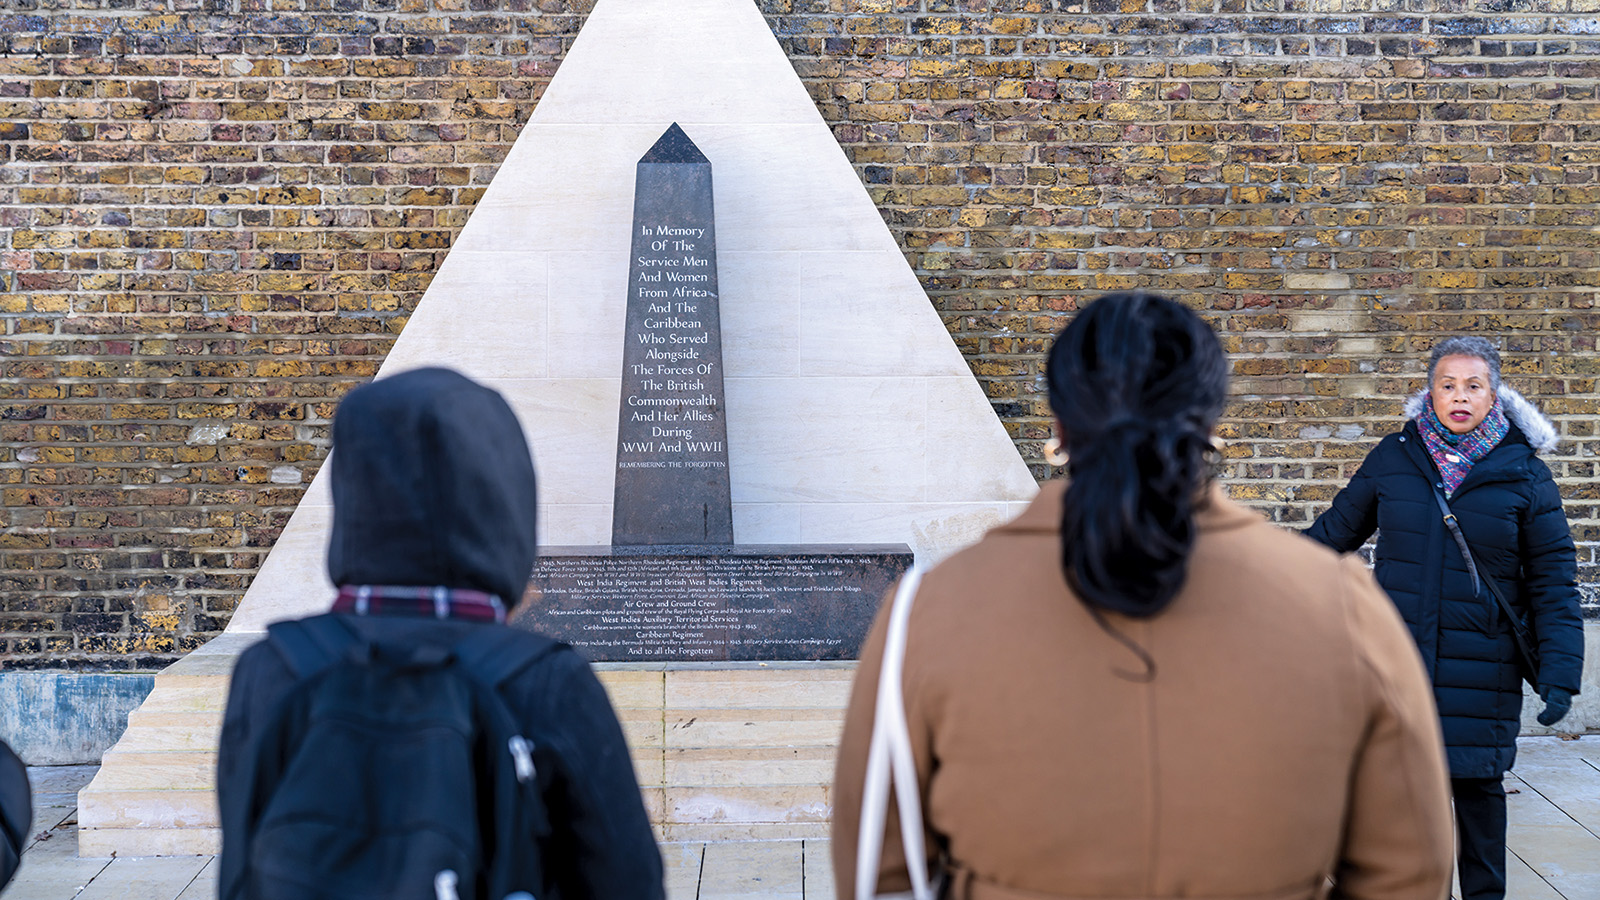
[1043,437,1070,467]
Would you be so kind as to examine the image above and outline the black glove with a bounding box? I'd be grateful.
[1537,685,1573,727]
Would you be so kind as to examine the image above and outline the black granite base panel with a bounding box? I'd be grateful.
[513,544,914,662]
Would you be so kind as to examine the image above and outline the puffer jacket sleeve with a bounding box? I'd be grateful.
[1306,445,1382,553]
[1518,460,1584,695]
[1335,555,1454,900]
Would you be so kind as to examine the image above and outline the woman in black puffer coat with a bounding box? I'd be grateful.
[1306,336,1584,900]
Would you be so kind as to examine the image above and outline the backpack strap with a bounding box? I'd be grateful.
[451,627,564,900]
[453,627,563,690]
[267,616,363,679]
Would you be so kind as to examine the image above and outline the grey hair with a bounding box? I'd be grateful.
[1428,336,1501,390]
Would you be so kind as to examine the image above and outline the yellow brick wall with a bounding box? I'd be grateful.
[2,1,1597,667]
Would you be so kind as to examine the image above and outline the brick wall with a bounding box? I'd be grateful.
[2,0,1597,669]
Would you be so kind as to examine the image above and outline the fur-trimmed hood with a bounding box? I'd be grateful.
[1402,385,1559,455]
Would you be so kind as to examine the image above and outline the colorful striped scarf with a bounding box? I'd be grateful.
[1418,396,1508,496]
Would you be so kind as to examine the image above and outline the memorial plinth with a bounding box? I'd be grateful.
[519,545,909,661]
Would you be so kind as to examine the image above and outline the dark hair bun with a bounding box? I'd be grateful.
[1046,292,1227,618]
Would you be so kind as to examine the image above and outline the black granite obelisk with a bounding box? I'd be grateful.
[612,124,733,545]
[516,124,913,663]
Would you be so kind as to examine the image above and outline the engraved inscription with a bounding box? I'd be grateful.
[521,549,913,662]
[619,222,726,470]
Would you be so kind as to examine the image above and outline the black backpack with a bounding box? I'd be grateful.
[235,616,560,900]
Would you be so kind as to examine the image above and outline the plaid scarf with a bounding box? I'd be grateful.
[331,584,507,624]
[1418,396,1508,497]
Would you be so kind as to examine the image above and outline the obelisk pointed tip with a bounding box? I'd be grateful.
[640,122,708,164]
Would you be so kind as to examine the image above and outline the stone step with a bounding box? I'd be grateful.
[103,724,222,753]
[663,820,831,842]
[78,826,220,859]
[657,668,854,709]
[84,750,217,791]
[126,708,224,730]
[617,707,667,748]
[659,781,832,842]
[665,707,843,748]
[129,685,230,714]
[596,667,668,708]
[77,790,218,830]
[82,648,861,857]
[664,746,835,785]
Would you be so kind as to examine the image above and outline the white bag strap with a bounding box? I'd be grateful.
[855,566,935,900]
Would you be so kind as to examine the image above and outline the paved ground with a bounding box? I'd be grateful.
[3,735,1596,899]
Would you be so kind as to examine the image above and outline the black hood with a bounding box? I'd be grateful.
[326,367,538,607]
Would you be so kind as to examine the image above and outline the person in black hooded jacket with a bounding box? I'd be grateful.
[1306,336,1583,900]
[217,367,664,900]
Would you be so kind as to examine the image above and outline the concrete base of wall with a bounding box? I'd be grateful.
[0,671,155,766]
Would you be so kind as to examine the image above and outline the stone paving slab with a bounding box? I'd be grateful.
[1504,851,1566,900]
[71,859,209,900]
[172,860,216,900]
[803,839,836,900]
[0,854,113,900]
[1513,739,1600,837]
[1489,775,1576,900]
[698,839,805,900]
[664,840,706,900]
[1505,740,1600,900]
[1550,874,1600,900]
[3,737,1596,900]
[21,767,95,844]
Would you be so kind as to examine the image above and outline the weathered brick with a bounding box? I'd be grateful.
[0,2,1597,670]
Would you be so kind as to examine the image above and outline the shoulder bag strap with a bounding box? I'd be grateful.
[1430,486,1540,683]
[1429,486,1484,600]
[855,566,936,900]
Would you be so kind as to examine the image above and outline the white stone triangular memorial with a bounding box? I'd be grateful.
[225,0,1037,633]
[80,0,1042,856]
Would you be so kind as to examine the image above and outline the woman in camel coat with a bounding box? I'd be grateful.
[833,292,1454,900]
